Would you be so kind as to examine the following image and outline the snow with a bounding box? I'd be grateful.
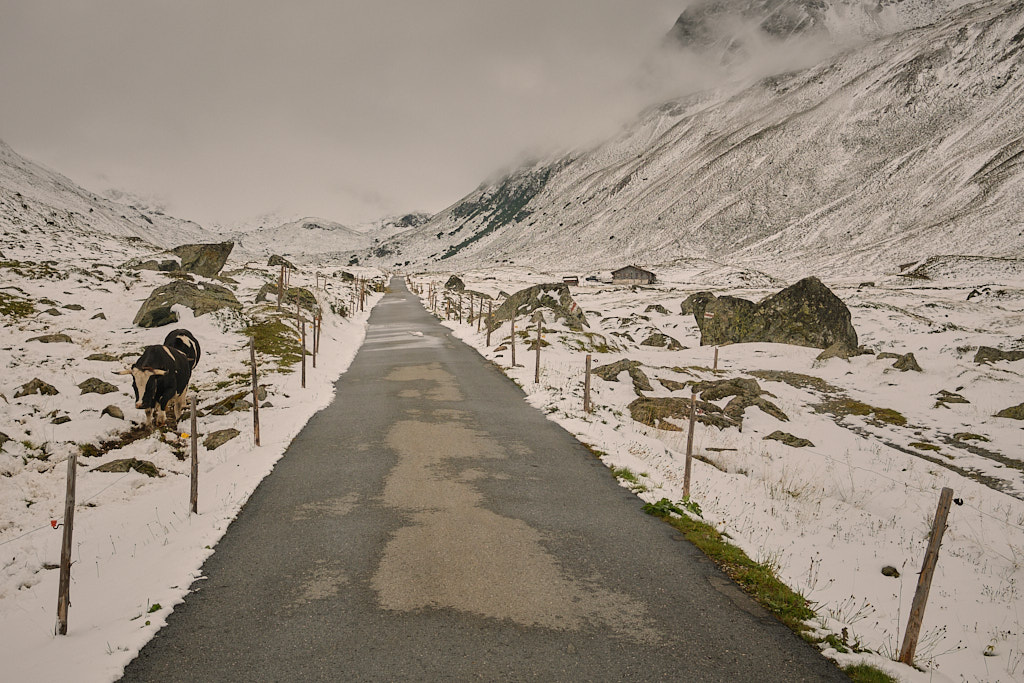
[0,222,385,681]
[412,266,1024,683]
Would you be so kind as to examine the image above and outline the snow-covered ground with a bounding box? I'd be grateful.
[413,266,1024,683]
[0,226,385,681]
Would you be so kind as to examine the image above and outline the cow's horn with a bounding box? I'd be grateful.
[113,367,133,375]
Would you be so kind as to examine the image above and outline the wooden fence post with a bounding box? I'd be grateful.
[511,315,517,367]
[899,487,955,665]
[534,317,542,384]
[250,338,260,447]
[55,452,77,635]
[683,391,696,499]
[301,320,307,389]
[190,393,199,512]
[713,347,719,372]
[458,294,463,324]
[486,301,492,346]
[584,353,592,413]
[477,298,483,332]
[468,294,474,324]
[277,264,284,311]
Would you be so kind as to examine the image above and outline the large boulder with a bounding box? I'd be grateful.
[255,284,318,313]
[133,280,241,328]
[680,292,716,316]
[488,283,588,331]
[694,277,857,350]
[974,346,1024,364]
[268,254,296,270]
[445,275,466,292]
[125,242,234,278]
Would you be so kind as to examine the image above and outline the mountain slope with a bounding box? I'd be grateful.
[375,0,1024,279]
[0,139,212,257]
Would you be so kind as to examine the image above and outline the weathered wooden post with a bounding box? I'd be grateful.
[277,264,284,311]
[190,393,199,512]
[300,320,307,389]
[683,390,696,499]
[477,298,483,332]
[511,314,517,367]
[714,347,719,372]
[458,294,463,323]
[468,294,474,325]
[250,338,260,447]
[485,301,492,346]
[899,487,955,666]
[534,315,542,384]
[583,353,592,413]
[55,452,77,635]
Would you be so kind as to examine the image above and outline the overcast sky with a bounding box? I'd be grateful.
[0,1,685,227]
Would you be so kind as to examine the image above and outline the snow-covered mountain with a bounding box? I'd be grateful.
[0,138,213,254]
[225,212,431,264]
[370,0,1024,279]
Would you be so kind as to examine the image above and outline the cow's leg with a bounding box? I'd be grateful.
[155,406,167,427]
[144,407,155,428]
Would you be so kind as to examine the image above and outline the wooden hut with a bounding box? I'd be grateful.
[611,265,656,285]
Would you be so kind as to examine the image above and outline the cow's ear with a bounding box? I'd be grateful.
[113,368,133,375]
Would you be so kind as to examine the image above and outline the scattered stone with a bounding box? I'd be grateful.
[0,431,9,449]
[26,333,73,344]
[260,401,274,409]
[255,284,317,312]
[934,390,969,408]
[168,242,234,277]
[102,405,125,420]
[92,458,160,477]
[628,396,738,431]
[51,415,71,425]
[644,304,669,315]
[489,283,588,331]
[14,378,59,398]
[204,428,240,450]
[640,332,684,350]
[693,277,857,350]
[881,566,900,578]
[62,303,84,311]
[893,352,922,372]
[78,377,119,395]
[876,352,901,360]
[995,403,1024,420]
[659,378,690,392]
[592,359,652,394]
[86,352,119,362]
[724,395,789,423]
[268,254,296,270]
[133,279,241,328]
[445,275,466,292]
[974,346,1024,364]
[763,431,813,448]
[207,391,253,415]
[91,312,106,320]
[43,308,63,316]
[692,377,765,402]
[953,432,989,442]
[815,342,870,361]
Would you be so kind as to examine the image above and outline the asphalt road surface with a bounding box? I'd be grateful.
[121,279,846,682]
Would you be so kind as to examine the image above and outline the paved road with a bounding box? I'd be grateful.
[122,279,845,682]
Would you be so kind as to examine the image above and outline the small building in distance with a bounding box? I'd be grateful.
[562,275,579,286]
[611,265,656,285]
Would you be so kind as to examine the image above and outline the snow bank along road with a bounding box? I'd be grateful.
[120,280,845,681]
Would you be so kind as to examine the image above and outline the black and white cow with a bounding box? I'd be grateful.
[116,341,195,428]
[163,328,201,370]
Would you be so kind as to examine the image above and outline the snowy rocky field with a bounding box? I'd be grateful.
[414,264,1024,683]
[0,223,384,681]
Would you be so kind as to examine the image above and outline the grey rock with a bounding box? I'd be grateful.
[974,346,1024,364]
[0,431,9,449]
[51,415,71,425]
[593,359,653,394]
[268,254,296,270]
[169,242,234,278]
[102,405,125,420]
[62,304,85,311]
[91,312,106,320]
[763,431,813,448]
[78,377,119,395]
[14,378,59,397]
[640,332,684,350]
[893,352,922,372]
[27,333,73,344]
[644,304,670,315]
[694,277,857,350]
[208,391,253,416]
[204,428,240,450]
[488,283,588,331]
[881,566,900,578]
[93,458,160,477]
[255,284,317,312]
[43,308,62,316]
[86,352,119,362]
[995,402,1024,420]
[934,390,969,408]
[680,292,716,316]
[445,275,466,292]
[134,280,241,328]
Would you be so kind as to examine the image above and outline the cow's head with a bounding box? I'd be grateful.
[115,366,167,408]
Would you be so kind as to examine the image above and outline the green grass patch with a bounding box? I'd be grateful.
[819,398,907,427]
[243,318,301,369]
[0,292,36,318]
[644,502,814,634]
[610,466,650,493]
[909,441,941,452]
[842,663,897,683]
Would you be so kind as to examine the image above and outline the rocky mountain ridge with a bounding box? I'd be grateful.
[368,0,1024,280]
